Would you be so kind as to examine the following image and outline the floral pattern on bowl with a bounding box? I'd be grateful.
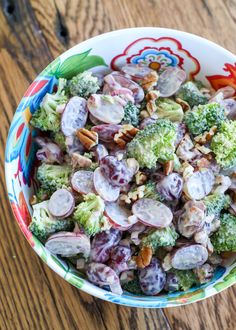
[5,28,236,308]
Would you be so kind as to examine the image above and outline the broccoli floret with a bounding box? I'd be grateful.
[127,119,177,168]
[29,201,74,241]
[31,78,68,132]
[122,276,142,294]
[143,181,162,201]
[211,120,236,169]
[176,81,208,108]
[155,98,184,122]
[73,193,110,236]
[37,163,72,194]
[141,227,179,252]
[184,102,226,136]
[36,187,49,202]
[51,131,66,152]
[171,269,198,291]
[211,213,236,253]
[121,102,140,127]
[204,193,230,216]
[68,71,100,98]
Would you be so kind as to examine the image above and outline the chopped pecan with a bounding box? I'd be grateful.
[135,171,147,185]
[120,185,145,204]
[114,124,139,148]
[175,98,190,112]
[145,90,160,101]
[140,109,150,119]
[30,195,38,205]
[76,128,98,150]
[140,71,159,91]
[71,152,92,169]
[133,246,152,269]
[195,144,212,154]
[194,126,217,145]
[164,160,174,175]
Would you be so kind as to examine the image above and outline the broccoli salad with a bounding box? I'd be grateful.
[29,64,236,296]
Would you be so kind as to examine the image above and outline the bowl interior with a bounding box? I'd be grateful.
[5,27,236,308]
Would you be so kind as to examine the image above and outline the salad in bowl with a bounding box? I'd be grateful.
[5,28,236,307]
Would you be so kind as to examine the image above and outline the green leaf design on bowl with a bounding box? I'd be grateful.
[50,254,69,272]
[41,49,107,79]
[214,266,236,291]
[65,273,84,289]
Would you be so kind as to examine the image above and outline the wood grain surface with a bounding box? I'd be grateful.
[0,0,236,329]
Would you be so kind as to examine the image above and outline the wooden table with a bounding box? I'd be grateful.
[1,0,236,329]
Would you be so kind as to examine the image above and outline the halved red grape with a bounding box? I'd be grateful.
[132,198,173,228]
[138,257,166,295]
[48,189,75,218]
[87,94,124,124]
[61,96,88,136]
[91,124,121,142]
[93,167,120,202]
[87,262,123,295]
[105,202,137,230]
[121,64,153,80]
[156,67,186,97]
[91,228,122,263]
[111,72,145,103]
[171,244,208,270]
[156,173,183,201]
[71,170,95,195]
[183,169,215,200]
[100,156,133,187]
[45,231,90,258]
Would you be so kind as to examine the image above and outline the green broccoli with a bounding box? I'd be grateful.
[51,131,66,151]
[37,163,72,194]
[31,78,68,132]
[122,276,143,294]
[143,181,162,201]
[171,269,198,291]
[184,102,226,136]
[211,120,236,169]
[121,102,140,127]
[29,201,74,241]
[36,187,49,202]
[211,213,236,253]
[127,119,177,168]
[203,193,230,217]
[73,193,110,236]
[155,98,184,122]
[68,71,100,98]
[176,81,208,108]
[141,226,179,252]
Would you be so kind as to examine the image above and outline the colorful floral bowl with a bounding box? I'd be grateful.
[5,28,236,308]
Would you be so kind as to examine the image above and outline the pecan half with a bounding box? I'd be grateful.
[76,128,98,150]
[133,246,152,269]
[114,124,139,148]
[194,126,217,145]
[164,160,174,175]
